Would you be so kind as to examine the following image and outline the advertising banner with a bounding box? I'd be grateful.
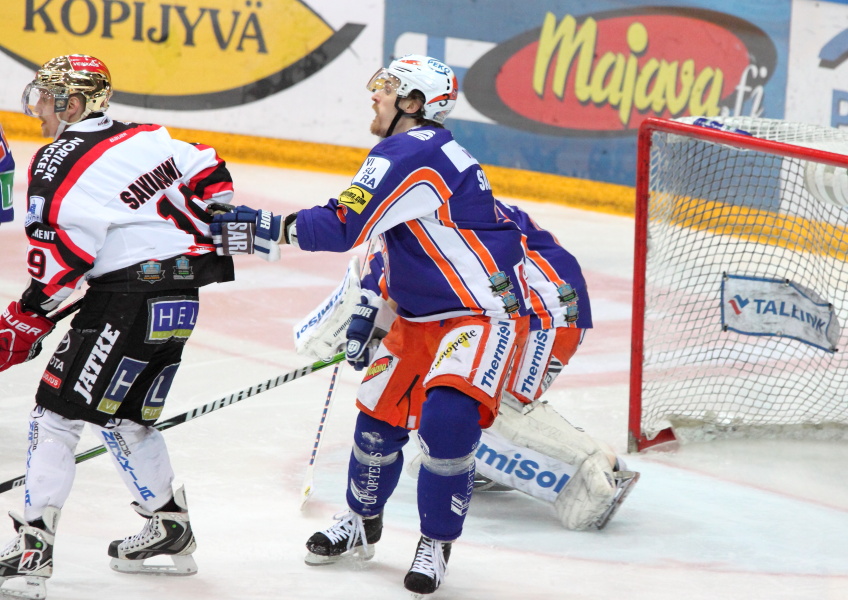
[385,0,790,185]
[0,0,383,149]
[786,0,848,129]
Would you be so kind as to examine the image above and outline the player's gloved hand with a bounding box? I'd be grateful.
[209,204,282,261]
[0,301,55,372]
[345,295,382,371]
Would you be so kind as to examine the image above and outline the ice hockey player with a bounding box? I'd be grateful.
[0,123,14,226]
[347,201,639,532]
[0,54,236,599]
[211,55,529,596]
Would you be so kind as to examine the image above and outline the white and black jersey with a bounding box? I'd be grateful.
[23,114,234,312]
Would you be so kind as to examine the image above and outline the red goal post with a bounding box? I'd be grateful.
[629,116,848,452]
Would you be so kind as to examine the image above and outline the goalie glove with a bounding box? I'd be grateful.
[209,204,283,261]
[0,301,55,372]
[344,290,394,371]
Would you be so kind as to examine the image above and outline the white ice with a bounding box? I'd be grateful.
[1,142,846,600]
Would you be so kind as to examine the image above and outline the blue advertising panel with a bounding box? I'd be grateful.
[385,1,790,186]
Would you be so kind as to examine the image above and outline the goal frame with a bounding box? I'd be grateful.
[628,117,848,452]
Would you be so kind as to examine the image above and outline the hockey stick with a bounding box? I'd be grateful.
[0,351,346,495]
[48,297,84,322]
[300,361,341,509]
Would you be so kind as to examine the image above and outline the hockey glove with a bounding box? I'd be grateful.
[345,296,384,371]
[210,204,282,261]
[0,301,55,372]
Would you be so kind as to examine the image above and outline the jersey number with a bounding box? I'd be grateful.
[157,198,210,246]
[27,249,46,279]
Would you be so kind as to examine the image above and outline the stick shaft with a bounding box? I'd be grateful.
[300,362,341,508]
[0,352,345,494]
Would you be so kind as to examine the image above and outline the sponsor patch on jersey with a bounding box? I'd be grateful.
[353,156,391,190]
[338,185,373,214]
[441,140,478,173]
[363,356,393,382]
[26,196,44,226]
[147,297,199,344]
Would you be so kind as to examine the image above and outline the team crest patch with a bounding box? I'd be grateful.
[25,196,45,226]
[338,186,373,214]
[172,256,194,280]
[137,260,165,284]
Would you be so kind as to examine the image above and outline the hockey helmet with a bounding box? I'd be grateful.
[367,54,458,124]
[22,54,112,118]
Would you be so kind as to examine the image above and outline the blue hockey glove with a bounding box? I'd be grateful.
[345,296,381,371]
[209,204,282,261]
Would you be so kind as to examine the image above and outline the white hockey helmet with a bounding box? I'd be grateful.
[22,54,112,119]
[367,54,458,124]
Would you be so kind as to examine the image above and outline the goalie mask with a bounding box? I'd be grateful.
[22,54,112,121]
[367,54,458,133]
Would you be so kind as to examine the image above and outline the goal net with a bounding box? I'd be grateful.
[629,116,848,452]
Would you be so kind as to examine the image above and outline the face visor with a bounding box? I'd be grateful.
[21,82,70,118]
[366,68,402,97]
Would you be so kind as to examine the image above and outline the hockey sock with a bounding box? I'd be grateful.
[345,411,409,517]
[24,407,84,522]
[95,420,176,512]
[416,386,482,541]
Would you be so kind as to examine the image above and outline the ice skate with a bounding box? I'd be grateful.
[0,508,60,600]
[403,535,451,597]
[304,510,382,565]
[594,470,640,530]
[108,486,197,576]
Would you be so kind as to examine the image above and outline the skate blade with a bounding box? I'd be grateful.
[110,553,198,576]
[0,576,47,600]
[304,544,376,566]
[594,470,640,530]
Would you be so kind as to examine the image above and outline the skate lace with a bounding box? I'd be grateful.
[323,511,368,552]
[409,538,447,584]
[0,534,21,557]
[121,515,162,550]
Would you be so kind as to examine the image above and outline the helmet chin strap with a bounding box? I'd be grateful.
[53,107,90,140]
[384,97,421,138]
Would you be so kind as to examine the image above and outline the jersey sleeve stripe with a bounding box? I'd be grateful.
[353,167,452,247]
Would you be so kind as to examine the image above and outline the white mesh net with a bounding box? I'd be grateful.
[637,116,848,444]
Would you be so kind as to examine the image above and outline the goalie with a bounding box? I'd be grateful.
[299,201,639,531]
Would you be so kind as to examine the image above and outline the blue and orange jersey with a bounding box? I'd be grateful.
[295,127,529,321]
[496,201,592,331]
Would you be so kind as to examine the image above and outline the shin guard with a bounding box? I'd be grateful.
[416,387,482,541]
[345,411,408,517]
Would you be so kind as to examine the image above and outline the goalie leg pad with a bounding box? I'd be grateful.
[553,451,616,530]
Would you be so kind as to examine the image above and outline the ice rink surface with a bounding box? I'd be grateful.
[1,141,847,600]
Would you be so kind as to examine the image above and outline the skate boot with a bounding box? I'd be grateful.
[0,507,60,600]
[108,486,197,576]
[304,510,382,565]
[594,469,640,530]
[403,535,451,597]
